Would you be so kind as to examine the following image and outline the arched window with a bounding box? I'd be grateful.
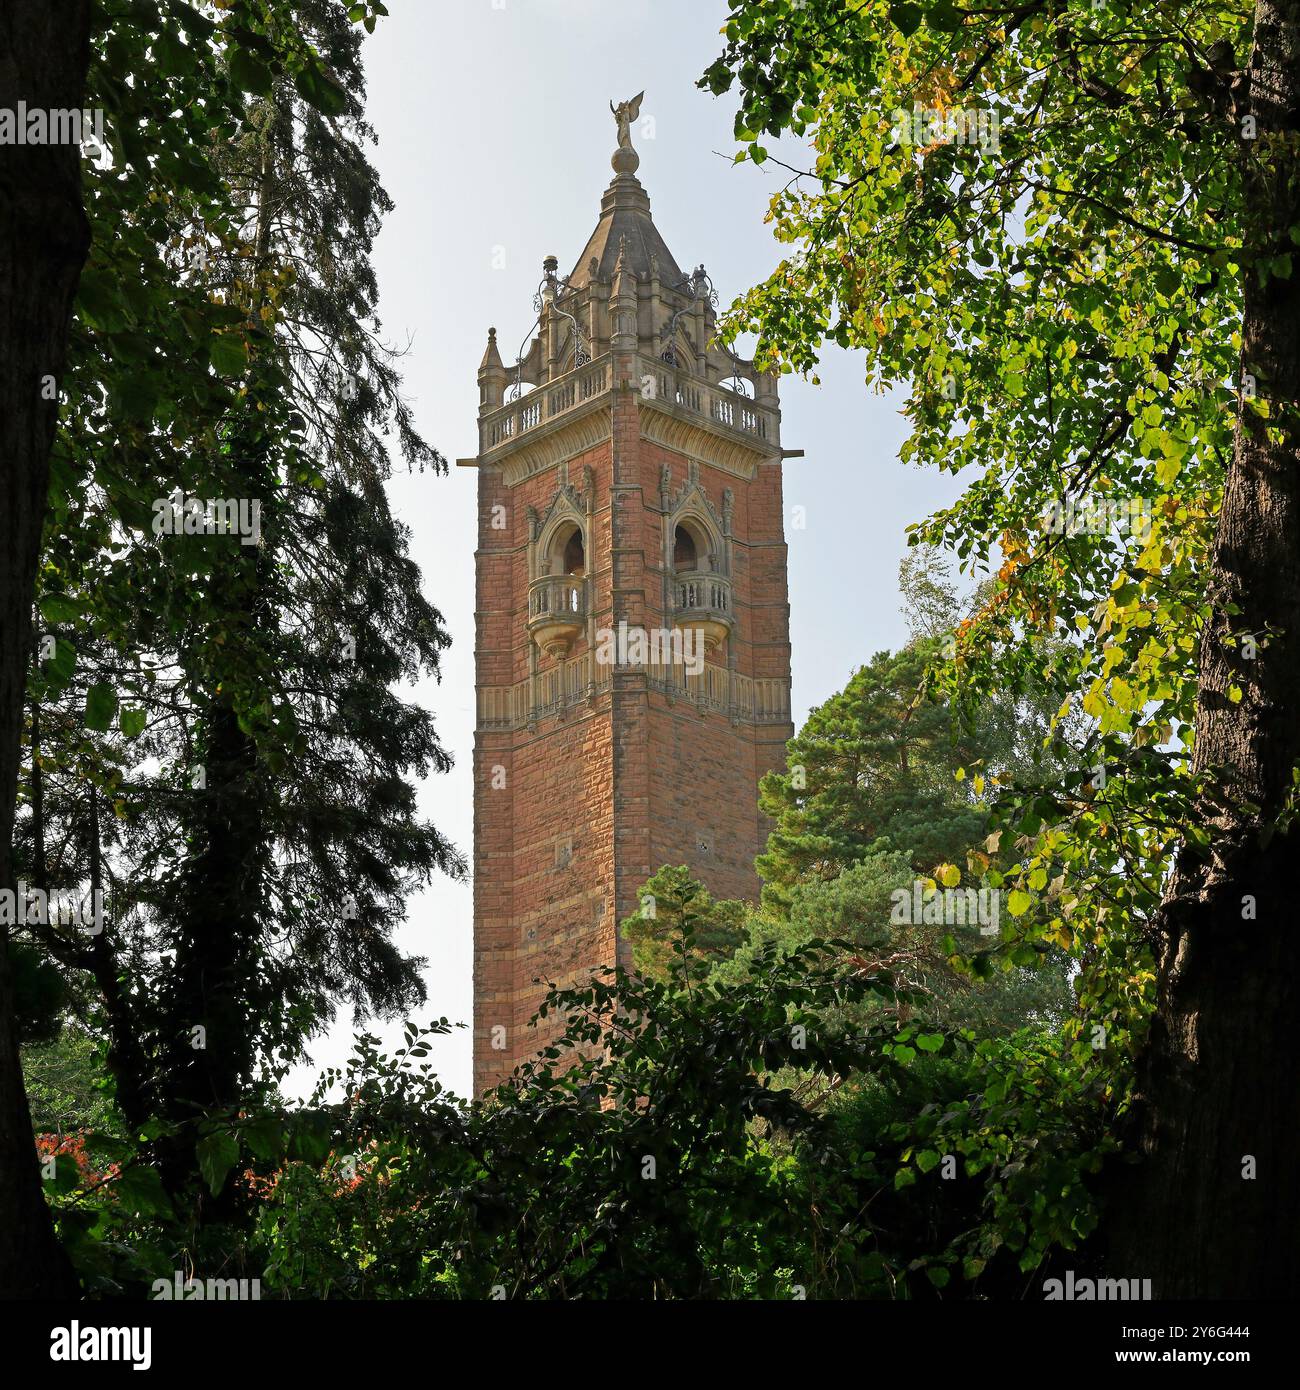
[673,516,721,574]
[673,524,697,571]
[541,520,585,580]
[561,526,585,577]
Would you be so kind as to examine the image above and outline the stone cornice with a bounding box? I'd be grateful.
[484,401,613,488]
[639,398,775,480]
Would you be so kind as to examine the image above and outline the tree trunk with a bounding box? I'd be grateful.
[160,702,264,1122]
[0,0,93,1298]
[86,791,151,1132]
[155,695,266,1226]
[154,128,279,1217]
[1110,0,1300,1299]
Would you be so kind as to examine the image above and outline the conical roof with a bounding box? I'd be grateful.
[479,326,504,371]
[567,173,683,290]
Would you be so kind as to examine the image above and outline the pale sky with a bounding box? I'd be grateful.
[286,0,961,1100]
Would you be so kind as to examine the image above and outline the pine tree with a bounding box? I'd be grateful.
[17,1,463,1221]
[756,640,989,908]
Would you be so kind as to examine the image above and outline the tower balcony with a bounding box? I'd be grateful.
[673,570,732,655]
[528,574,586,659]
[477,351,780,459]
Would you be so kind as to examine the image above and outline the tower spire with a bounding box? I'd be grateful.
[566,92,681,291]
[477,326,506,412]
[479,325,504,372]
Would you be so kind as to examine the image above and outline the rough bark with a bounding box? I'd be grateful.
[1110,0,1300,1299]
[0,0,93,1298]
[155,695,266,1227]
[160,701,264,1121]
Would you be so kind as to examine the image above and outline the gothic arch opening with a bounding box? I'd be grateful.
[559,524,585,577]
[539,518,586,578]
[672,515,715,574]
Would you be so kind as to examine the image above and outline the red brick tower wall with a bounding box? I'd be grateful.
[472,370,792,1093]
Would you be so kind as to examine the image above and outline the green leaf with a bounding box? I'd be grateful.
[114,375,159,425]
[119,707,147,739]
[85,681,118,733]
[43,1157,82,1197]
[240,1117,284,1163]
[290,1116,333,1165]
[927,1,965,32]
[44,638,77,688]
[38,594,82,625]
[228,48,274,96]
[116,1164,173,1218]
[76,271,130,332]
[154,29,196,78]
[209,333,248,376]
[196,1131,240,1196]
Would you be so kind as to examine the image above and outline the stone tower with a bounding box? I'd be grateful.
[469,96,795,1094]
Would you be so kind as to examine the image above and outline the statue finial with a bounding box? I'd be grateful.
[610,91,644,175]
